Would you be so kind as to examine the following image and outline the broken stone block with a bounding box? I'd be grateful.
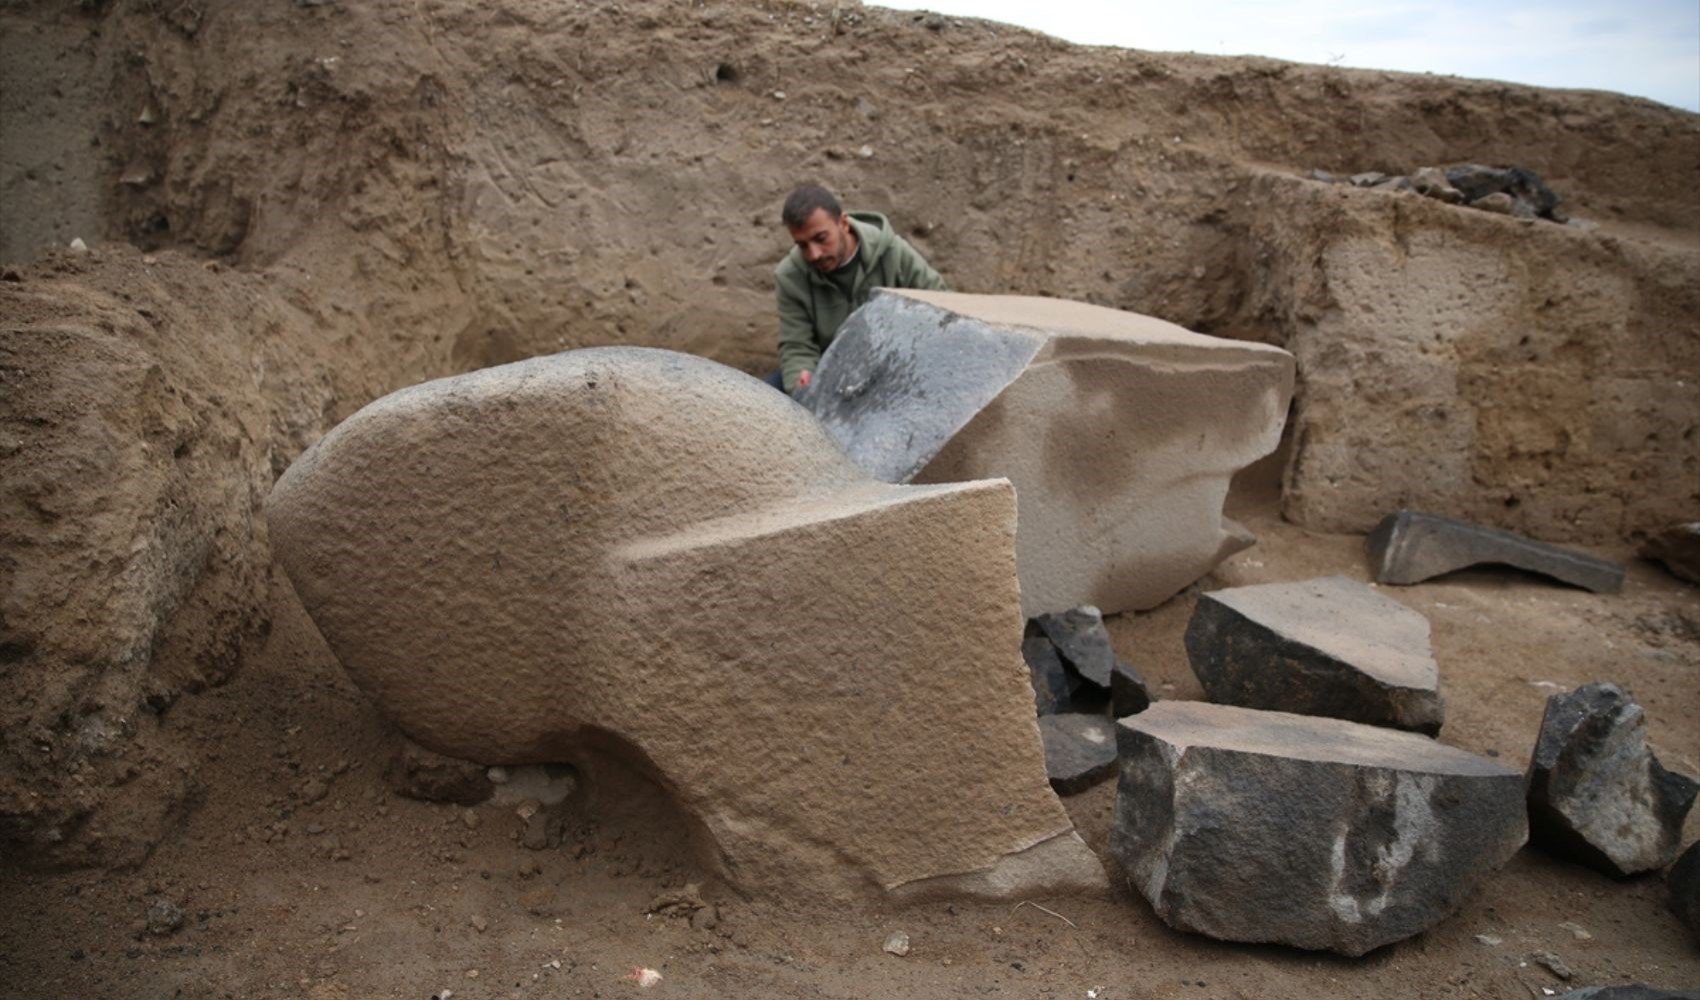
[1641,523,1700,585]
[800,289,1294,615]
[1023,629,1084,716]
[1349,171,1387,187]
[1034,606,1116,689]
[1038,714,1118,794]
[267,347,1105,902]
[1110,660,1155,718]
[1111,701,1526,956]
[1445,163,1515,201]
[1527,683,1699,877]
[1367,510,1625,594]
[1184,576,1444,734]
[1669,839,1700,943]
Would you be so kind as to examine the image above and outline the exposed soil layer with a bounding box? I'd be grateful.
[2,0,1698,995]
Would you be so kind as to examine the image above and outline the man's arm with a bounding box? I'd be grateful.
[776,282,822,395]
[890,233,947,292]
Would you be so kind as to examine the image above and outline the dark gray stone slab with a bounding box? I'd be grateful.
[1035,605,1116,689]
[1022,631,1084,716]
[1185,576,1444,734]
[1641,523,1700,585]
[1110,701,1525,956]
[796,290,1045,484]
[1528,683,1700,877]
[1669,839,1700,944]
[1367,510,1624,594]
[1110,660,1154,718]
[1038,713,1118,794]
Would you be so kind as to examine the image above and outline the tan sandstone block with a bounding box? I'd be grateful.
[803,290,1296,615]
[265,346,1105,902]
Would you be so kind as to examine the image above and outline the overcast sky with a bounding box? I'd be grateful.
[871,1,1700,112]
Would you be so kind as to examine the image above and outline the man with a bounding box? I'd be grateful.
[771,184,946,394]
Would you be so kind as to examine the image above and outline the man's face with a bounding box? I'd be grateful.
[787,208,856,273]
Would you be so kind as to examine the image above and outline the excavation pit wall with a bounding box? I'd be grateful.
[2,0,1696,872]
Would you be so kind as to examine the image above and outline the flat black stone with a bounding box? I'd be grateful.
[1037,713,1117,794]
[1367,510,1624,594]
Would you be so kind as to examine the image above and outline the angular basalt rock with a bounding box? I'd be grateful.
[1034,605,1117,689]
[1527,683,1699,877]
[1641,523,1700,585]
[267,347,1105,902]
[1551,989,1700,1000]
[1184,576,1444,734]
[1367,510,1625,594]
[1110,660,1155,718]
[1111,702,1526,956]
[1669,839,1700,943]
[1022,629,1085,716]
[799,289,1294,616]
[1037,714,1118,794]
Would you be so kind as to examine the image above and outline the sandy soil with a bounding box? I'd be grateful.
[3,499,1695,999]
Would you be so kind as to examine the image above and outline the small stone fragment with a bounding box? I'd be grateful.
[1532,950,1575,980]
[1367,510,1625,594]
[1527,683,1699,876]
[882,930,911,956]
[299,778,330,804]
[1034,606,1116,689]
[1037,714,1117,794]
[1557,920,1593,941]
[68,238,88,254]
[1109,660,1154,718]
[384,741,492,806]
[1668,840,1700,943]
[1111,701,1526,956]
[1349,171,1387,187]
[1640,523,1700,585]
[146,897,184,936]
[1411,166,1464,203]
[1184,576,1443,734]
[1022,631,1083,715]
[856,144,874,159]
[1370,175,1414,192]
[1475,933,1503,946]
[690,904,720,931]
[470,915,488,933]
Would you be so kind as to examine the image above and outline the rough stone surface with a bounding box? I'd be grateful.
[799,289,1294,616]
[267,347,1105,902]
[1669,840,1700,943]
[385,741,495,806]
[1184,576,1444,734]
[1641,523,1700,585]
[1527,683,1700,877]
[1037,714,1118,794]
[1111,701,1526,956]
[1367,510,1625,594]
[1022,631,1084,716]
[1110,660,1155,719]
[1034,606,1117,689]
[1411,166,1464,203]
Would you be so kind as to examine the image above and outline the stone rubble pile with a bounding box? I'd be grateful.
[1308,162,1580,225]
[1020,604,1154,793]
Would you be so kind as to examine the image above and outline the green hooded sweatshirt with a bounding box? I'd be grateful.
[774,210,946,393]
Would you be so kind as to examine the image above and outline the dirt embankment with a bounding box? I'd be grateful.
[2,0,1696,887]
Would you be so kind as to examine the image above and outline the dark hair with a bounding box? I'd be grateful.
[782,184,842,228]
